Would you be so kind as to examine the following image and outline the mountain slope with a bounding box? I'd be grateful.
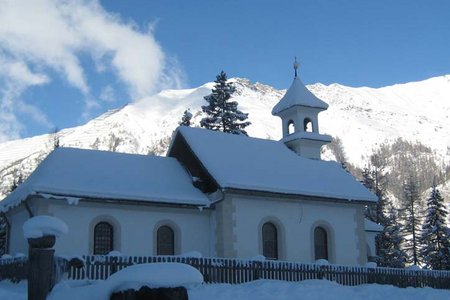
[0,75,449,199]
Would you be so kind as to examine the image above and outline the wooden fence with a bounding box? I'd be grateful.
[0,256,67,284]
[1,255,449,289]
[65,255,450,289]
[0,256,28,283]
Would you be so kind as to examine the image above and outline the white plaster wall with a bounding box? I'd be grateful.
[365,231,379,258]
[23,200,212,257]
[6,207,29,255]
[232,195,365,265]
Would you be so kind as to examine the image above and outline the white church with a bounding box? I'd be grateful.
[0,67,380,265]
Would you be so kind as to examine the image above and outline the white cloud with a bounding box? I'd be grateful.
[0,0,181,141]
[99,85,116,103]
[0,56,52,142]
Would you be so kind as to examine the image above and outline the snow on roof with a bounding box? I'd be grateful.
[272,77,329,115]
[177,127,377,202]
[0,148,209,211]
[364,219,384,232]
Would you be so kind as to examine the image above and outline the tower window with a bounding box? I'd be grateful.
[304,118,313,132]
[288,120,295,134]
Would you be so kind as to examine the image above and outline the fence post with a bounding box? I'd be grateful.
[252,261,262,280]
[27,235,56,300]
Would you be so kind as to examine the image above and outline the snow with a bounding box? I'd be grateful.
[48,263,203,300]
[1,75,449,202]
[189,280,450,300]
[176,126,377,202]
[365,262,377,268]
[178,251,203,258]
[365,219,384,232]
[272,77,329,114]
[281,131,332,144]
[250,255,266,261]
[107,251,123,257]
[23,215,68,239]
[0,281,26,300]
[2,278,450,300]
[315,259,330,266]
[1,148,210,211]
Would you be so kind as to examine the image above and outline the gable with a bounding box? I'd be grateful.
[167,132,219,194]
[171,126,377,203]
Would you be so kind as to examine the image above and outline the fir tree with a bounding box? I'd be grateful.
[179,109,193,127]
[52,127,60,149]
[419,183,450,270]
[0,214,8,255]
[363,154,388,225]
[377,204,407,268]
[10,170,23,192]
[200,71,251,135]
[399,173,422,266]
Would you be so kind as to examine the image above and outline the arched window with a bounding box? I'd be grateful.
[94,222,113,255]
[262,222,278,260]
[314,227,328,260]
[287,120,295,134]
[157,226,175,255]
[304,118,313,132]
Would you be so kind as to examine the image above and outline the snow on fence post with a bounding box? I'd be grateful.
[23,216,68,300]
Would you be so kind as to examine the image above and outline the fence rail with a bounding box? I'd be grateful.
[65,255,450,289]
[1,255,450,289]
[0,257,28,283]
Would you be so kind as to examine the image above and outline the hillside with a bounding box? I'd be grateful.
[0,75,449,200]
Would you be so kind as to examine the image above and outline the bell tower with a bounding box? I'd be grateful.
[272,59,331,159]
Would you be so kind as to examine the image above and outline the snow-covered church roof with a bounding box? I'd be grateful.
[0,148,209,211]
[175,126,377,203]
[272,77,329,115]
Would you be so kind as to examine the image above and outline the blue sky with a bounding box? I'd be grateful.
[0,0,449,141]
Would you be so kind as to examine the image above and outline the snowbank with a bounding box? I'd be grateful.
[107,263,203,292]
[49,263,203,300]
[23,215,68,239]
[189,279,450,300]
[5,278,450,300]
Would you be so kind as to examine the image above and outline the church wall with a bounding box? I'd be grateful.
[231,193,367,265]
[12,199,213,257]
[6,205,30,255]
[213,194,237,257]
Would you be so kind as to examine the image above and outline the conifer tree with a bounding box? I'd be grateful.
[179,109,193,127]
[200,71,251,135]
[377,204,407,268]
[363,154,388,225]
[419,183,450,270]
[399,173,422,266]
[0,214,7,255]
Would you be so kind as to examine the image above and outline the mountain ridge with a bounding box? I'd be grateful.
[0,74,449,199]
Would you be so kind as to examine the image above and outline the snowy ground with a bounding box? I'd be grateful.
[1,279,450,300]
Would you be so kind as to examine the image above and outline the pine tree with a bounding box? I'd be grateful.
[179,109,193,127]
[399,173,422,266]
[0,214,7,255]
[419,183,450,269]
[52,127,60,149]
[10,170,23,192]
[363,154,388,225]
[377,204,407,268]
[200,71,251,135]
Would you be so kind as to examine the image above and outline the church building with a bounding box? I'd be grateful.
[0,66,378,265]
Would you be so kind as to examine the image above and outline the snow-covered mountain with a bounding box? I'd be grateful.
[0,75,449,199]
